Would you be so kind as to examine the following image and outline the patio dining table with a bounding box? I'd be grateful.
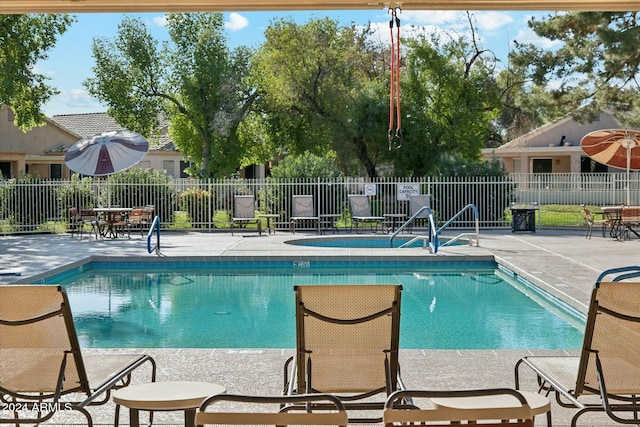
[93,207,132,238]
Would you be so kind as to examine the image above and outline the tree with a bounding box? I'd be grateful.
[254,18,392,177]
[0,14,75,130]
[395,30,502,176]
[84,13,259,178]
[509,12,640,128]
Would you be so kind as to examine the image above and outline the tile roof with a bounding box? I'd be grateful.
[48,112,174,151]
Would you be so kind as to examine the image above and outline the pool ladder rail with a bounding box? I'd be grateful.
[389,204,480,253]
[147,215,161,255]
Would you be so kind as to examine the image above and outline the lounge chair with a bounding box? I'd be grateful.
[290,195,320,234]
[231,195,262,236]
[0,285,156,426]
[195,393,348,426]
[283,284,404,423]
[384,388,534,426]
[409,194,431,230]
[348,194,384,233]
[514,265,640,427]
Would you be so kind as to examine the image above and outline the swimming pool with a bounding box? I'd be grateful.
[37,259,585,350]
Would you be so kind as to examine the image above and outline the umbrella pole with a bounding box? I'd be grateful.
[628,144,631,205]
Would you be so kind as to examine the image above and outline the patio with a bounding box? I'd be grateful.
[1,228,637,426]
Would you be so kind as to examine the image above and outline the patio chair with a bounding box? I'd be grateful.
[0,285,156,426]
[409,194,431,230]
[79,208,105,239]
[383,388,534,426]
[514,265,640,427]
[283,284,404,423]
[620,206,640,240]
[125,207,145,238]
[348,194,384,233]
[582,205,609,239]
[195,393,348,426]
[290,195,319,234]
[231,195,262,236]
[68,207,83,238]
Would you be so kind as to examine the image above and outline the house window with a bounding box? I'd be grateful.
[532,159,552,173]
[50,164,62,179]
[512,158,521,173]
[0,162,10,178]
[162,160,174,177]
[581,157,608,173]
[179,161,189,178]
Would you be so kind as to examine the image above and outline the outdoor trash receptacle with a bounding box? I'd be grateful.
[510,205,537,233]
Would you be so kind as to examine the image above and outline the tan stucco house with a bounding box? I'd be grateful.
[482,110,627,174]
[0,106,186,179]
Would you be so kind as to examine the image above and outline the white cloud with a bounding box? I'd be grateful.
[225,13,249,32]
[61,89,102,109]
[513,27,561,49]
[474,11,514,31]
[400,10,464,26]
[153,15,167,28]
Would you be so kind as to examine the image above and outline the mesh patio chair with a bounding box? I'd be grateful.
[409,194,431,230]
[348,195,384,233]
[514,265,640,427]
[284,284,405,423]
[195,393,348,426]
[231,195,262,236]
[0,285,156,426]
[383,388,534,426]
[290,195,320,234]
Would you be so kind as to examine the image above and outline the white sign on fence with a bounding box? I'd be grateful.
[396,183,420,201]
[364,184,377,196]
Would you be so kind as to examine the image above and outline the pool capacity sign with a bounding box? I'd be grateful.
[396,184,419,201]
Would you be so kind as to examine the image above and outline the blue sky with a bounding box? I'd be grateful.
[36,10,558,117]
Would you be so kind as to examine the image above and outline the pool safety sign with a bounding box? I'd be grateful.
[364,184,377,196]
[396,184,420,200]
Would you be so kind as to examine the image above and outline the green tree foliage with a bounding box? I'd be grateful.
[0,14,75,130]
[509,12,640,128]
[56,174,99,211]
[269,151,342,179]
[396,32,502,177]
[108,168,177,220]
[84,13,258,178]
[254,18,390,177]
[432,154,507,177]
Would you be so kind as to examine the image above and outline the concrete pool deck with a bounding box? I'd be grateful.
[1,227,637,426]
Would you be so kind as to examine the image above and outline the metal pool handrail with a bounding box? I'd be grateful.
[389,207,438,252]
[147,215,160,255]
[389,204,480,253]
[436,204,480,248]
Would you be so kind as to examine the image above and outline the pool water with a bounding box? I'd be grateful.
[43,262,585,349]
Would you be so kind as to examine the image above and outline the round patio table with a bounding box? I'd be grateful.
[113,380,225,427]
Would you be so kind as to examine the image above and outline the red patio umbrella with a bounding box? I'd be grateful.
[581,129,640,203]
